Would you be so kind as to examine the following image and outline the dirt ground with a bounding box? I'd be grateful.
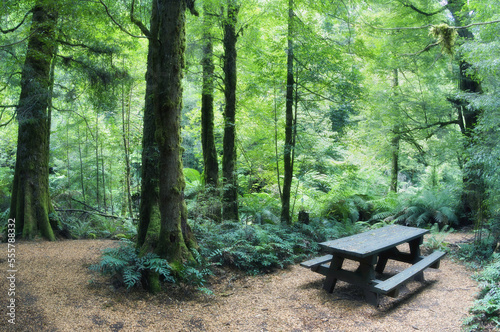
[0,232,478,331]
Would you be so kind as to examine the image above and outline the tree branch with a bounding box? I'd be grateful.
[1,9,33,34]
[55,208,124,220]
[0,107,16,127]
[57,39,113,54]
[401,41,440,56]
[98,0,147,39]
[402,120,460,134]
[130,0,151,38]
[370,20,500,32]
[0,32,33,48]
[397,0,447,17]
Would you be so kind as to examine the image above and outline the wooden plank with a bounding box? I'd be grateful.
[373,251,446,296]
[300,255,333,269]
[319,225,429,258]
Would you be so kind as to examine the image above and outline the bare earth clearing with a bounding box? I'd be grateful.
[0,232,478,331]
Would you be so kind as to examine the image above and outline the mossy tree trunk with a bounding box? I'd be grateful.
[200,5,221,221]
[448,0,483,226]
[136,0,197,293]
[154,0,196,263]
[10,2,59,240]
[281,0,295,224]
[222,0,239,222]
[136,3,160,250]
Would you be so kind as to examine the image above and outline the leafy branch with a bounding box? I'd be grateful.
[1,9,33,34]
[98,0,147,39]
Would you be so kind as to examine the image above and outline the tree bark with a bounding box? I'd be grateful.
[222,0,239,222]
[122,81,133,217]
[136,9,160,251]
[153,0,196,263]
[137,1,197,291]
[448,0,483,225]
[390,69,400,193]
[281,0,294,224]
[200,5,221,221]
[10,2,59,240]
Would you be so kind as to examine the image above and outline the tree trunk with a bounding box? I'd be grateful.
[200,5,221,221]
[222,0,239,222]
[10,2,59,240]
[136,10,160,251]
[122,81,133,217]
[137,1,197,293]
[281,0,294,224]
[154,0,195,263]
[390,128,400,193]
[390,69,400,193]
[448,0,483,225]
[95,112,100,210]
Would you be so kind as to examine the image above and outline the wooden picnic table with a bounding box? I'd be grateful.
[301,224,446,306]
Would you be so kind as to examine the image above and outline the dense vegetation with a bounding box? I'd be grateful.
[1,0,499,329]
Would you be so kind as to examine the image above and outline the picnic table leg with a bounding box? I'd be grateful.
[364,290,380,306]
[375,249,395,274]
[323,256,344,293]
[408,237,423,263]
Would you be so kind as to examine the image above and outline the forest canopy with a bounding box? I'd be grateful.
[1,0,499,300]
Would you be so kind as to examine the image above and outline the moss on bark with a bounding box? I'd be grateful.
[137,0,198,292]
[9,2,58,241]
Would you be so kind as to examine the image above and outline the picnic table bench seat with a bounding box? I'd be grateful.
[300,225,446,306]
[300,254,333,272]
[373,250,446,297]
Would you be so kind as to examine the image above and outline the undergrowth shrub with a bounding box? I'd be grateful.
[193,219,366,275]
[464,254,500,331]
[320,194,374,223]
[89,239,174,289]
[422,223,453,251]
[90,239,213,292]
[370,189,459,228]
[62,214,137,240]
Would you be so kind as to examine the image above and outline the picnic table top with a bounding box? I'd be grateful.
[319,225,429,258]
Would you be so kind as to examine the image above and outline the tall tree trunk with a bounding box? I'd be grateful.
[153,0,195,263]
[95,112,100,210]
[78,124,86,203]
[101,142,107,212]
[222,0,239,222]
[390,69,400,193]
[10,2,59,240]
[122,81,133,217]
[448,0,483,225]
[281,0,294,224]
[136,5,160,251]
[137,1,197,294]
[200,5,221,221]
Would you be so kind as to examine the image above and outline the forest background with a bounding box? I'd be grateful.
[1,0,499,329]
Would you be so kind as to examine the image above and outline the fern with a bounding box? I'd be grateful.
[89,239,174,289]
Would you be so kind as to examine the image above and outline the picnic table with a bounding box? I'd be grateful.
[301,224,446,306]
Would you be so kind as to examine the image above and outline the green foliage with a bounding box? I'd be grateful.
[184,168,203,199]
[239,192,281,225]
[89,239,174,289]
[169,249,214,293]
[193,219,365,275]
[321,194,374,223]
[61,214,137,240]
[463,254,500,331]
[423,223,454,251]
[370,189,459,228]
[457,234,497,266]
